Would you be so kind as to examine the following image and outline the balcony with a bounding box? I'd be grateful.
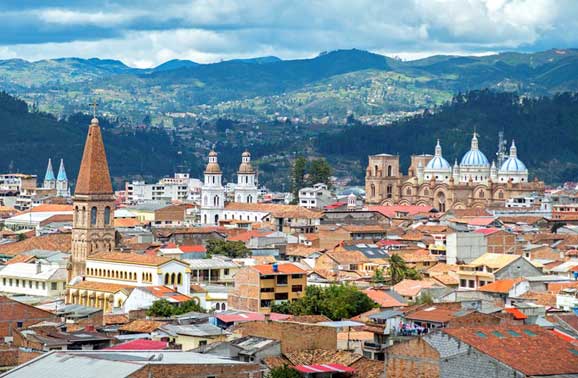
[363,341,385,351]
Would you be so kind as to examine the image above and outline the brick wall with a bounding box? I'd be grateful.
[486,231,518,254]
[128,363,263,378]
[228,267,260,312]
[0,349,41,368]
[235,320,337,353]
[446,312,501,328]
[0,296,58,338]
[385,337,439,378]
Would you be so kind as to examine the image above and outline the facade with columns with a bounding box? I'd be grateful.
[200,150,258,225]
[365,133,544,211]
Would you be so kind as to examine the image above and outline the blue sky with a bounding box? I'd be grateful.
[0,0,577,67]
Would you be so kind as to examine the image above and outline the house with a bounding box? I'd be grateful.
[153,226,226,245]
[298,183,335,209]
[362,310,404,360]
[0,296,58,339]
[0,262,67,297]
[228,263,307,313]
[320,210,391,227]
[67,281,134,313]
[195,335,281,364]
[445,232,487,264]
[318,224,387,249]
[152,203,196,228]
[393,249,438,271]
[385,325,578,378]
[13,326,112,352]
[223,203,322,234]
[122,286,192,313]
[478,278,530,306]
[362,288,406,309]
[187,257,239,286]
[0,350,263,378]
[315,246,387,279]
[392,279,444,302]
[82,252,191,295]
[155,323,226,351]
[457,253,543,290]
[557,288,578,311]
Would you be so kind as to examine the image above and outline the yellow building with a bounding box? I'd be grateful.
[228,263,307,313]
[155,323,226,351]
[67,281,134,313]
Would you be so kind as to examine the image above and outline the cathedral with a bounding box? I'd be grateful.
[365,133,545,211]
[68,116,116,281]
[200,150,258,225]
[43,158,70,197]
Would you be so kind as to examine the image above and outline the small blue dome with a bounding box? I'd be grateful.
[460,150,490,166]
[426,156,451,170]
[500,157,527,172]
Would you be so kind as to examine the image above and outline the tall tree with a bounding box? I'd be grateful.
[308,158,332,187]
[291,156,308,199]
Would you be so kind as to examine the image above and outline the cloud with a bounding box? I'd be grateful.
[0,0,576,67]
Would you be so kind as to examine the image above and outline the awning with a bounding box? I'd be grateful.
[294,363,355,374]
[504,308,528,320]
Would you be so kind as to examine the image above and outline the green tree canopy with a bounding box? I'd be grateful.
[147,298,205,317]
[206,239,250,258]
[271,284,376,320]
[388,254,421,285]
[266,366,301,378]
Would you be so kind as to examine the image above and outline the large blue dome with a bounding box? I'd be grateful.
[426,156,451,170]
[460,150,490,166]
[500,157,527,172]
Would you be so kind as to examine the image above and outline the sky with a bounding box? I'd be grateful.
[0,0,577,68]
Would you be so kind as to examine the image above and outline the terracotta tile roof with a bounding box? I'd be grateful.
[30,204,73,213]
[449,217,498,226]
[286,245,326,257]
[498,216,546,225]
[405,306,458,323]
[369,205,435,218]
[5,255,36,265]
[431,274,460,286]
[547,281,578,294]
[118,319,166,333]
[225,202,323,219]
[114,218,141,228]
[394,249,437,263]
[504,307,528,320]
[88,252,178,267]
[399,230,426,241]
[326,247,369,265]
[467,253,520,270]
[443,325,578,376]
[39,214,73,226]
[141,286,191,302]
[179,245,206,253]
[393,279,440,297]
[363,288,407,308]
[228,230,272,242]
[449,208,492,217]
[103,314,129,325]
[426,263,458,274]
[0,233,71,256]
[74,121,113,195]
[251,255,278,265]
[479,278,525,294]
[416,225,450,234]
[348,357,384,378]
[519,291,557,307]
[253,263,306,275]
[285,349,362,367]
[69,280,134,293]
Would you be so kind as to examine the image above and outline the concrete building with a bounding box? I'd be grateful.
[228,263,307,313]
[0,262,67,297]
[445,232,487,265]
[124,173,202,204]
[298,183,334,209]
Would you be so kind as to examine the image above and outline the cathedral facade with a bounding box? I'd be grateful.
[365,133,544,210]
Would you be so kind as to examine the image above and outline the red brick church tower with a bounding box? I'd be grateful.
[68,117,115,281]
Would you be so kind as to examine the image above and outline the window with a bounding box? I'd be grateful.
[260,288,275,293]
[387,165,392,176]
[42,282,46,290]
[104,207,111,225]
[276,275,288,285]
[275,293,289,300]
[292,285,303,292]
[90,207,97,225]
[468,280,475,288]
[460,279,466,287]
[177,273,182,285]
[2,278,5,286]
[16,321,23,328]
[224,269,230,275]
[51,282,57,290]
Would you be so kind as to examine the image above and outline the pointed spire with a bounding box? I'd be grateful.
[471,130,479,151]
[57,159,67,181]
[509,139,517,158]
[434,139,442,156]
[44,159,55,182]
[74,117,113,195]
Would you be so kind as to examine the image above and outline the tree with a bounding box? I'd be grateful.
[291,156,307,199]
[308,158,332,188]
[17,233,27,242]
[388,254,422,285]
[147,299,176,317]
[266,366,301,378]
[206,239,250,258]
[372,268,386,284]
[551,222,566,234]
[271,284,376,320]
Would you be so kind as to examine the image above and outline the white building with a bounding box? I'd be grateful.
[83,252,191,296]
[0,262,67,297]
[298,183,334,209]
[125,173,202,204]
[234,151,258,204]
[123,286,192,313]
[200,151,225,225]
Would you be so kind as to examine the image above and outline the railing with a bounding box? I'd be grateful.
[363,341,385,350]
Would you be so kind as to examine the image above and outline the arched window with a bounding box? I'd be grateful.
[171,273,176,285]
[479,191,484,198]
[370,184,376,197]
[216,303,221,311]
[498,191,504,199]
[247,195,253,203]
[221,303,226,310]
[104,207,111,225]
[374,165,379,176]
[74,206,79,225]
[406,188,411,195]
[245,176,249,184]
[203,214,207,224]
[387,165,392,177]
[386,185,393,199]
[214,195,219,206]
[90,207,97,225]
[424,188,430,196]
[177,273,182,285]
[214,214,219,225]
[164,273,169,285]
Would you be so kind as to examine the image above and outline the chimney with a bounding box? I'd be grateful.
[35,261,42,274]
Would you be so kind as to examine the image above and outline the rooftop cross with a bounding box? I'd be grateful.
[89,99,98,118]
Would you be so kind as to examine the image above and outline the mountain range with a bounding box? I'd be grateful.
[2,48,578,123]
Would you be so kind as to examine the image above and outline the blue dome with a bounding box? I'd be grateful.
[426,156,451,170]
[460,150,490,166]
[500,157,527,172]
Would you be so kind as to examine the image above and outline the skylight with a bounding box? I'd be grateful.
[475,331,487,338]
[491,331,505,338]
[523,329,537,337]
[507,330,521,337]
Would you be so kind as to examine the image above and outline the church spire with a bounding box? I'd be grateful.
[509,140,517,158]
[470,131,479,151]
[434,139,442,157]
[57,159,67,181]
[75,117,113,195]
[44,159,55,182]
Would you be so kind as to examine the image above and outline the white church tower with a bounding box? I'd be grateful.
[235,151,258,203]
[56,159,70,197]
[200,150,225,225]
[43,159,56,190]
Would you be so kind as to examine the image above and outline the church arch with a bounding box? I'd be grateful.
[90,207,97,225]
[387,165,392,177]
[104,207,111,225]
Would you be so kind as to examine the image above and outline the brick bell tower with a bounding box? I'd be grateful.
[68,116,115,282]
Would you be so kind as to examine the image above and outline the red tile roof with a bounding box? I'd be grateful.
[105,339,168,350]
[141,286,191,302]
[75,121,113,195]
[405,306,457,324]
[479,278,524,294]
[295,363,355,374]
[228,230,272,242]
[363,289,407,308]
[253,263,306,275]
[88,252,179,266]
[179,245,206,253]
[504,307,528,320]
[369,205,435,218]
[443,325,578,376]
[216,312,290,323]
[474,228,501,235]
[30,204,73,213]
